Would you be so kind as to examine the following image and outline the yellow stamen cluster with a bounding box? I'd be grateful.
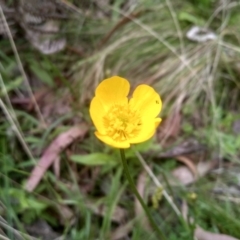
[103,104,141,142]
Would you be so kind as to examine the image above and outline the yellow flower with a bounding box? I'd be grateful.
[90,76,162,148]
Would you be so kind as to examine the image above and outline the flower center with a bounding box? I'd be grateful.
[103,104,142,142]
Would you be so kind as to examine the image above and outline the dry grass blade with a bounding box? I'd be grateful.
[25,123,89,192]
[71,1,233,125]
[134,149,182,217]
[0,234,9,240]
[0,216,38,240]
[0,99,35,162]
[0,6,46,127]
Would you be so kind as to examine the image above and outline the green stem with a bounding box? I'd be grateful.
[120,149,167,240]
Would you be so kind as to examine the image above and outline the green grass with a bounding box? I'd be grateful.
[0,0,240,239]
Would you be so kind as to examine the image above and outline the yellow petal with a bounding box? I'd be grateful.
[129,85,162,118]
[95,76,130,107]
[129,117,157,144]
[155,118,162,128]
[95,132,130,149]
[89,96,107,134]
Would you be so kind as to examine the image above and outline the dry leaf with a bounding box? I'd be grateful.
[176,156,198,178]
[56,204,74,225]
[171,160,217,185]
[172,166,195,185]
[195,226,239,240]
[197,160,218,176]
[111,221,134,240]
[25,123,88,192]
[161,110,181,139]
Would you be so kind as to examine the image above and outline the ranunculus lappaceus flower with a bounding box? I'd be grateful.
[89,76,162,148]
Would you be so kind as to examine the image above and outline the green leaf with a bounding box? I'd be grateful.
[30,63,54,87]
[70,153,117,166]
[179,12,205,26]
[125,138,154,158]
[0,76,23,96]
[24,136,41,144]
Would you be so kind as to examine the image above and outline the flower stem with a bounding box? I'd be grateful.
[120,149,167,240]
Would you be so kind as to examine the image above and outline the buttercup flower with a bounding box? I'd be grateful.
[90,76,162,148]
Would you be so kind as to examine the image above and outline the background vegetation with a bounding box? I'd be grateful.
[0,0,240,239]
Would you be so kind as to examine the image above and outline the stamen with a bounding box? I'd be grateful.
[103,104,141,142]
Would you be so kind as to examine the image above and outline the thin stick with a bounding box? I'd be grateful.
[165,0,185,55]
[0,99,35,162]
[120,149,167,240]
[0,73,21,130]
[0,216,38,240]
[134,150,181,216]
[134,150,190,232]
[0,234,10,240]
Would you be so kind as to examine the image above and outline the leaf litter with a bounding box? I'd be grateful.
[25,123,88,192]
